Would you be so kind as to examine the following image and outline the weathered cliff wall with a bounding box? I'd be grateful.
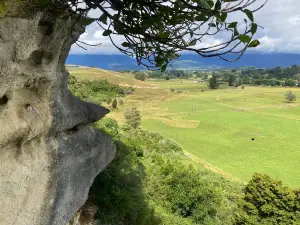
[0,5,116,225]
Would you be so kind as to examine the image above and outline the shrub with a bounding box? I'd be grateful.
[112,99,118,109]
[285,90,296,103]
[170,88,175,92]
[89,139,160,225]
[124,107,141,129]
[94,118,119,136]
[119,99,124,105]
[106,97,112,105]
[208,75,219,89]
[158,139,183,153]
[134,72,147,81]
[242,85,245,89]
[285,79,296,87]
[235,173,300,225]
[158,161,225,224]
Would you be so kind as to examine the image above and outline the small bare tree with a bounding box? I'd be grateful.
[285,90,296,103]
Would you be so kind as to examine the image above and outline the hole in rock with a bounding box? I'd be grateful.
[66,124,81,135]
[25,79,34,88]
[0,95,8,105]
[28,50,53,65]
[25,103,32,109]
[29,50,44,65]
[38,20,54,36]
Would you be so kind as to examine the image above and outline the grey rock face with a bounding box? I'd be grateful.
[0,7,116,225]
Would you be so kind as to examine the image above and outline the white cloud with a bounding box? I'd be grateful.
[70,0,300,54]
[256,36,281,52]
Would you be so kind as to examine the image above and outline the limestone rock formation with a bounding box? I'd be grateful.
[0,4,116,225]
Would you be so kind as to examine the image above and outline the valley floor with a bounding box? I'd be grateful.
[70,68,300,187]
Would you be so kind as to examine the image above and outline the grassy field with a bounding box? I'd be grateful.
[70,68,300,187]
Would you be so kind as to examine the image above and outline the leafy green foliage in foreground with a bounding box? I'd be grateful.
[235,173,300,225]
[89,118,240,225]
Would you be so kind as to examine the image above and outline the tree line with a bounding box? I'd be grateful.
[132,65,300,88]
[207,65,300,88]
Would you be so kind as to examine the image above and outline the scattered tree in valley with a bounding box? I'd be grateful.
[228,74,236,86]
[124,107,141,129]
[112,99,118,109]
[208,75,219,89]
[285,90,296,103]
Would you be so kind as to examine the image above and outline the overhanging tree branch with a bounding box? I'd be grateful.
[27,0,268,70]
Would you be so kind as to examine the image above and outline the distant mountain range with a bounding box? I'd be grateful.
[66,53,300,71]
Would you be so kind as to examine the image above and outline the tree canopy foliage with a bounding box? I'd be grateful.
[68,75,132,104]
[235,173,300,225]
[91,118,239,225]
[241,65,300,80]
[208,74,219,89]
[6,0,268,70]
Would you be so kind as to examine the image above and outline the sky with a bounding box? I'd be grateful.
[70,0,300,55]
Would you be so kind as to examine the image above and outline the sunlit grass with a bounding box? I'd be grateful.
[72,68,300,187]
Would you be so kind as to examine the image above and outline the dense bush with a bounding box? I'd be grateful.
[285,79,297,87]
[89,138,160,225]
[285,90,297,103]
[90,118,239,225]
[134,72,147,81]
[235,173,300,225]
[118,98,124,105]
[68,75,131,104]
[208,75,219,89]
[124,107,141,129]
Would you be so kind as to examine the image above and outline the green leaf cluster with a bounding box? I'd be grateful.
[235,173,300,225]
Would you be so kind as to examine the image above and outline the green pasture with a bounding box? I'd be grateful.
[71,68,300,187]
[142,82,300,187]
